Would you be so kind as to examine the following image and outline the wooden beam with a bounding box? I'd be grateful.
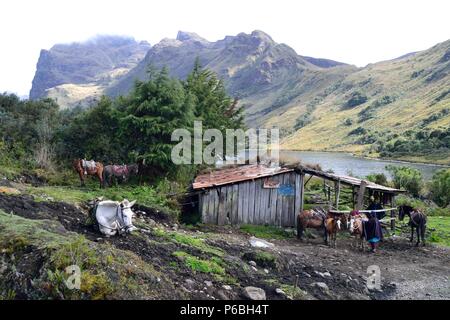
[335,180,341,210]
[352,186,356,209]
[390,195,396,232]
[304,174,313,187]
[329,207,397,214]
[356,181,367,210]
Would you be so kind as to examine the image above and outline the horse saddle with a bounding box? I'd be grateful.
[311,208,327,220]
[112,165,128,176]
[82,159,96,175]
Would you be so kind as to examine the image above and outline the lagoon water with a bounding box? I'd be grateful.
[241,150,447,180]
[281,151,447,180]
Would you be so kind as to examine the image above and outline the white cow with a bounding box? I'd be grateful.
[95,199,137,236]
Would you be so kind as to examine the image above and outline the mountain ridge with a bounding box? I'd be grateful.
[28,31,450,163]
[29,35,151,107]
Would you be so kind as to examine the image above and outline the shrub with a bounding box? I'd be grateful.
[386,165,423,197]
[348,126,367,136]
[343,118,353,126]
[430,169,450,207]
[343,91,367,109]
[366,173,389,186]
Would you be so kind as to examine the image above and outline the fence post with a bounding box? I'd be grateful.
[335,180,341,210]
[356,181,367,210]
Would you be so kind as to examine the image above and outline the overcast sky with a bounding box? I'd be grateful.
[1,0,449,96]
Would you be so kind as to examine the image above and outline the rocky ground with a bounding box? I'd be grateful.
[0,183,449,300]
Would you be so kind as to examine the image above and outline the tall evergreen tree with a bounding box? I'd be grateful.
[185,58,244,132]
[120,68,195,172]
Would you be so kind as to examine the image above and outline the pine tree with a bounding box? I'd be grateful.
[121,68,195,172]
[185,58,244,132]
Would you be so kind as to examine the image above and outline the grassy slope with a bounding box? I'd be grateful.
[427,216,450,247]
[0,210,175,299]
[278,40,450,164]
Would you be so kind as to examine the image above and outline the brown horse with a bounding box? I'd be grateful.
[348,211,367,250]
[73,159,104,188]
[325,213,348,248]
[297,208,328,244]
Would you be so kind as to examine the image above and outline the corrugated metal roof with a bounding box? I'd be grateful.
[192,164,405,193]
[192,164,293,190]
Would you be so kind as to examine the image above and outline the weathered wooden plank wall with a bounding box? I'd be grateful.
[199,172,304,227]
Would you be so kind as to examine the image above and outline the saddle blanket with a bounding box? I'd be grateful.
[82,159,97,170]
[112,165,128,176]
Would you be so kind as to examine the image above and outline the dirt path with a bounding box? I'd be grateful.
[203,227,450,300]
[280,239,450,299]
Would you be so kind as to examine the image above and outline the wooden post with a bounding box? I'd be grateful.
[299,174,305,213]
[335,180,341,210]
[356,181,367,210]
[327,184,332,210]
[351,186,356,209]
[390,195,396,232]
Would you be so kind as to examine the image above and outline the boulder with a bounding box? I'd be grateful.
[204,280,213,287]
[184,279,195,290]
[243,286,266,300]
[310,282,330,295]
[249,237,274,248]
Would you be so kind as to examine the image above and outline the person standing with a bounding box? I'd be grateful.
[363,211,383,253]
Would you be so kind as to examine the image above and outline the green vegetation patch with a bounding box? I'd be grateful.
[243,250,278,269]
[173,251,225,275]
[0,210,78,249]
[240,224,292,240]
[154,228,224,256]
[427,216,450,247]
[280,284,308,300]
[26,184,179,218]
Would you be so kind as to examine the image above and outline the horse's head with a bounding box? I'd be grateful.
[398,205,413,221]
[119,199,137,232]
[347,216,355,232]
[129,164,139,175]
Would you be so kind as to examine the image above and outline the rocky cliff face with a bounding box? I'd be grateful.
[106,30,351,125]
[29,35,151,105]
[107,30,346,98]
[30,30,347,111]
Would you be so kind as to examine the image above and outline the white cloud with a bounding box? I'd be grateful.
[1,0,449,96]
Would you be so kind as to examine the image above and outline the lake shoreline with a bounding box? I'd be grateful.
[280,149,450,169]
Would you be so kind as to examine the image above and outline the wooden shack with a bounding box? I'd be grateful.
[297,167,405,230]
[192,164,304,227]
[192,163,405,231]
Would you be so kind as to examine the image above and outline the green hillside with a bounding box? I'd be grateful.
[280,39,450,164]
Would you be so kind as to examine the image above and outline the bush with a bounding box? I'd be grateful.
[386,165,423,197]
[366,173,389,186]
[430,169,450,207]
[343,118,353,126]
[348,126,367,136]
[343,91,367,109]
